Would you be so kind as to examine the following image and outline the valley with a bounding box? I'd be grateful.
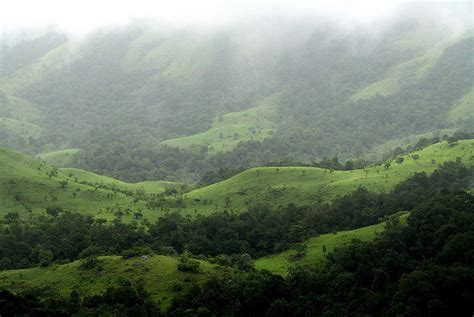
[0,5,473,315]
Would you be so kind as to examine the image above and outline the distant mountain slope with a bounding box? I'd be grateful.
[351,45,445,101]
[0,15,472,182]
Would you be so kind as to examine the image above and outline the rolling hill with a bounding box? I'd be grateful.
[177,140,474,215]
[1,140,472,220]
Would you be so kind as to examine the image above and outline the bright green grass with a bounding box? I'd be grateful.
[0,118,42,139]
[60,167,185,195]
[39,149,80,167]
[255,213,409,276]
[163,95,277,153]
[177,140,474,216]
[0,255,216,309]
[352,45,444,101]
[0,147,174,222]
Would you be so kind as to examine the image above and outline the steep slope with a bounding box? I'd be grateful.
[177,140,474,215]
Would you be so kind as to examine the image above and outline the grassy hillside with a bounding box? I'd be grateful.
[1,140,472,220]
[0,255,216,309]
[0,147,181,221]
[255,213,410,276]
[177,140,474,216]
[163,96,277,153]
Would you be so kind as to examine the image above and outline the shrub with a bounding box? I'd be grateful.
[177,257,200,273]
[121,247,153,259]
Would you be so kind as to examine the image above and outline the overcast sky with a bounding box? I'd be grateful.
[0,0,471,34]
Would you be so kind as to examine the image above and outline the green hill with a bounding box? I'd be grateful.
[255,213,410,276]
[0,255,216,309]
[1,140,472,220]
[177,140,474,215]
[0,147,182,221]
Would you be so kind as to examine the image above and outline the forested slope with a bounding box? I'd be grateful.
[0,16,472,182]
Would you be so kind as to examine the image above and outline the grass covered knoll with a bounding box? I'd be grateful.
[0,255,216,309]
[178,139,474,215]
[255,213,409,276]
[0,147,181,222]
[39,148,80,167]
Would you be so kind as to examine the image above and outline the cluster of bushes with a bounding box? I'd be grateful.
[0,280,161,316]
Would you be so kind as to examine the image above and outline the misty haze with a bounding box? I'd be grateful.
[0,1,473,316]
